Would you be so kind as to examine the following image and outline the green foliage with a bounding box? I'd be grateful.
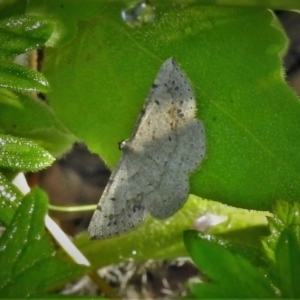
[0,60,49,92]
[26,0,107,46]
[0,14,54,59]
[67,196,268,268]
[0,188,87,297]
[184,231,276,298]
[184,200,300,298]
[1,0,300,298]
[0,89,75,157]
[0,2,87,297]
[262,200,300,261]
[0,6,75,157]
[0,133,54,227]
[0,134,54,171]
[0,14,52,92]
[41,3,296,213]
[0,172,23,226]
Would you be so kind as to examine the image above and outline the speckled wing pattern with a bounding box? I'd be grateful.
[88,58,206,239]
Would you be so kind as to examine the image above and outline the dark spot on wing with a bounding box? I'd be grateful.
[152,83,159,88]
[133,201,143,213]
[110,197,116,201]
[168,136,172,141]
[151,130,156,139]
[155,100,160,105]
[177,109,184,118]
[174,86,179,91]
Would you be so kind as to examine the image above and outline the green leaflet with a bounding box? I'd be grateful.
[0,188,87,297]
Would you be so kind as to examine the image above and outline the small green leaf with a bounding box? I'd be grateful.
[0,172,22,226]
[275,229,300,298]
[0,15,54,59]
[273,200,300,227]
[184,230,276,298]
[262,200,300,262]
[196,231,268,268]
[0,134,54,171]
[0,60,50,92]
[0,188,87,297]
[0,89,75,157]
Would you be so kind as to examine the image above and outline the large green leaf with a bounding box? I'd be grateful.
[0,188,87,297]
[65,195,268,268]
[151,0,300,9]
[42,4,296,211]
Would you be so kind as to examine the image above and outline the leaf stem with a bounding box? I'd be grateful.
[48,204,97,212]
